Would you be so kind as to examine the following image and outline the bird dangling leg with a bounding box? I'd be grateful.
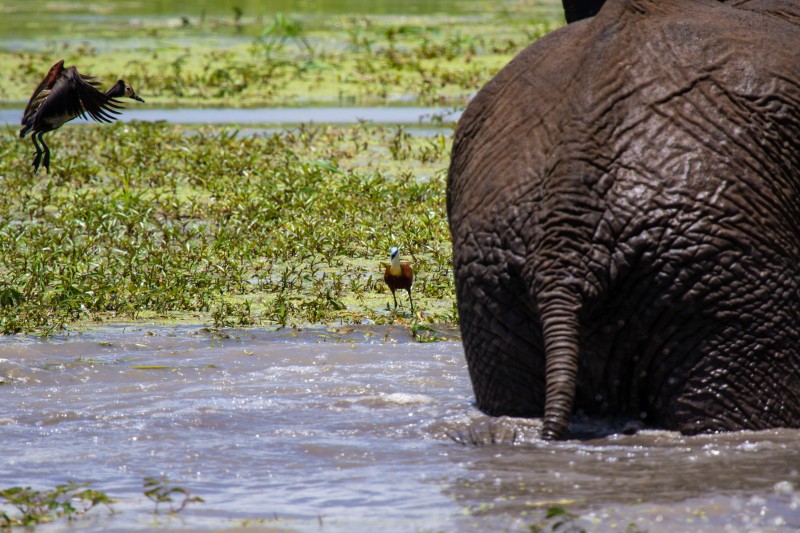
[39,132,51,173]
[407,289,414,313]
[392,290,399,309]
[31,133,43,172]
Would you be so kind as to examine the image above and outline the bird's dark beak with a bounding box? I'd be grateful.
[131,94,145,103]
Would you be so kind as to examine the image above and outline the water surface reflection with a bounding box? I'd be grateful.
[0,106,461,127]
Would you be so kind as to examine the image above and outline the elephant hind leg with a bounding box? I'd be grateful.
[672,341,800,435]
[456,261,546,418]
[663,261,800,434]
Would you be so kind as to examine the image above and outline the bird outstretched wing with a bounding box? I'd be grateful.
[66,68,122,123]
[33,66,122,129]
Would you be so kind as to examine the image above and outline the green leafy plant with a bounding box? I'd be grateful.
[0,288,22,308]
[411,321,447,342]
[529,507,585,533]
[0,482,113,529]
[143,477,204,514]
[528,507,647,533]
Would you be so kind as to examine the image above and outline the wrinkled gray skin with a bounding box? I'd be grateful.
[447,0,800,440]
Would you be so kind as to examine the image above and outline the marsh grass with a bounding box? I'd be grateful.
[0,122,455,334]
[0,13,560,106]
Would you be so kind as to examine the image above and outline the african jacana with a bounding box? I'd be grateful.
[384,246,414,312]
[19,59,145,173]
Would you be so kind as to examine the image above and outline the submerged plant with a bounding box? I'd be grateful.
[143,477,204,514]
[0,482,113,529]
[411,321,448,343]
[528,507,646,533]
[529,507,585,533]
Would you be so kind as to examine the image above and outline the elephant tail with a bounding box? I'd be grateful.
[539,287,581,440]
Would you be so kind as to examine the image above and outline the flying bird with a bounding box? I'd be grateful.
[19,59,145,172]
[384,246,414,312]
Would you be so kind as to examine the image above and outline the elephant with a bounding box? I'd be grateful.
[447,0,800,440]
[563,0,800,24]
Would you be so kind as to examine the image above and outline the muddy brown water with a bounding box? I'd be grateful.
[1,325,798,532]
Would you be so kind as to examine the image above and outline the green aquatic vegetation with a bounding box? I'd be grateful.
[0,482,113,529]
[256,13,316,60]
[0,122,455,334]
[411,321,450,343]
[0,12,560,106]
[529,507,586,532]
[528,507,647,533]
[143,476,204,514]
[0,478,206,529]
